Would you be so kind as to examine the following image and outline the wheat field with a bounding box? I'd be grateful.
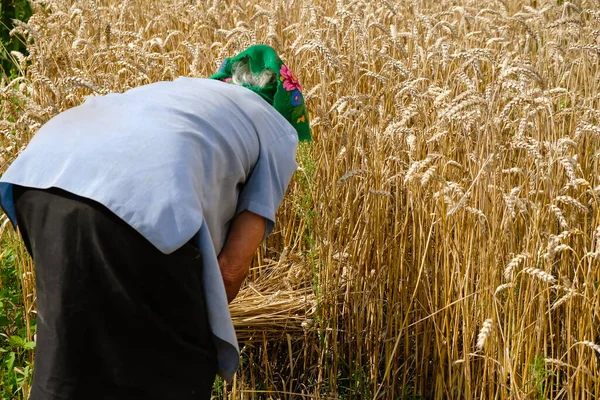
[1,0,600,398]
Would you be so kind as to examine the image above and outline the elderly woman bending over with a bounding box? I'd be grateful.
[0,45,310,400]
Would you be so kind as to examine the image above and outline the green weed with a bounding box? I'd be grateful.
[0,241,34,400]
[528,355,556,400]
[0,0,32,77]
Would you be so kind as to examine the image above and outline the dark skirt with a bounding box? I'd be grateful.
[12,186,217,400]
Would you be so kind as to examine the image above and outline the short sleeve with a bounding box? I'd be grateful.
[235,133,298,238]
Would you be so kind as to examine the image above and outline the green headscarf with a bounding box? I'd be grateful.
[209,44,311,142]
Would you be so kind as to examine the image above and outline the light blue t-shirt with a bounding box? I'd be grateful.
[0,77,299,381]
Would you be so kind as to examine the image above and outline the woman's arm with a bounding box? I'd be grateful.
[217,210,266,303]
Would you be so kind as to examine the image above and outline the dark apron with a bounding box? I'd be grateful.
[12,185,217,400]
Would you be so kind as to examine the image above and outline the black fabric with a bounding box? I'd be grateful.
[12,185,217,400]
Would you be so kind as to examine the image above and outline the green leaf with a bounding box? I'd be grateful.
[0,315,9,326]
[8,335,25,348]
[17,326,28,337]
[5,351,15,371]
[23,341,36,350]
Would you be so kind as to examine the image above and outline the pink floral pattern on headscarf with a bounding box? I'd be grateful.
[280,64,302,92]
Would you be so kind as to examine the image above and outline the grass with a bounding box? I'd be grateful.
[0,237,34,400]
[1,0,600,398]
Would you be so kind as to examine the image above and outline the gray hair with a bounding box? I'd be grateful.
[231,59,276,88]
